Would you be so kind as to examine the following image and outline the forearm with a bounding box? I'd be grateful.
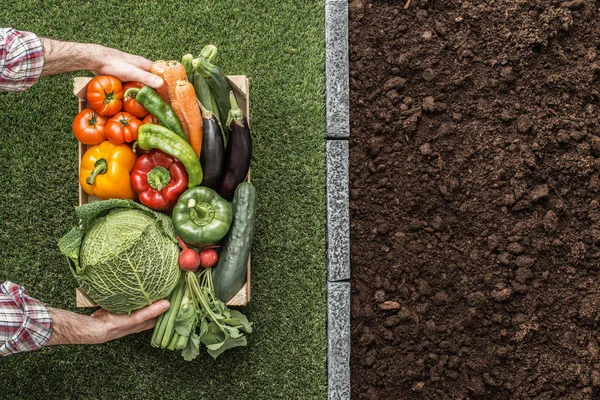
[3,31,162,91]
[1,283,167,354]
[39,38,102,76]
[46,300,168,347]
[46,307,104,346]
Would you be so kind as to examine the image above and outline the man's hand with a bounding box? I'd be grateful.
[88,45,163,89]
[46,300,170,346]
[39,38,163,89]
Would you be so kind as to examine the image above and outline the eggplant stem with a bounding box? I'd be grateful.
[226,91,244,129]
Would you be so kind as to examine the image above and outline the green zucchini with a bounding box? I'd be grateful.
[192,57,234,134]
[193,74,227,146]
[212,182,256,303]
[199,44,218,63]
[185,45,217,82]
[182,54,194,82]
[193,73,221,124]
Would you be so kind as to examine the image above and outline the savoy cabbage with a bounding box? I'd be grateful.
[59,199,180,314]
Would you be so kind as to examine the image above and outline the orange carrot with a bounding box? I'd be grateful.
[150,60,170,103]
[176,80,203,158]
[163,61,189,140]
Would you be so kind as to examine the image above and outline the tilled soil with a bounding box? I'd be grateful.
[349,1,600,398]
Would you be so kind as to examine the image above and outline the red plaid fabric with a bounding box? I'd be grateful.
[0,28,44,92]
[0,281,52,356]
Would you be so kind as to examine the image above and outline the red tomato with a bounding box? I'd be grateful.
[142,114,160,125]
[72,108,107,145]
[86,76,124,116]
[123,81,150,118]
[105,112,142,144]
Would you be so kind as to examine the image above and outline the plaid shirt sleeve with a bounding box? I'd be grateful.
[0,281,53,356]
[0,28,44,92]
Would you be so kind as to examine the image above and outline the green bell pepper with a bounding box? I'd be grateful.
[172,186,233,247]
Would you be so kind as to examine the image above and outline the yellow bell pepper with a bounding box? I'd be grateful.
[80,140,137,200]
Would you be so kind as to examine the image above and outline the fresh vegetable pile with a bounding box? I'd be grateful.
[60,46,255,360]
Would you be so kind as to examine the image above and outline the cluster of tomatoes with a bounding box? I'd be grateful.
[73,75,158,145]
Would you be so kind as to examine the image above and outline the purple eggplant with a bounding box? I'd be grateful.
[218,92,252,199]
[199,102,225,189]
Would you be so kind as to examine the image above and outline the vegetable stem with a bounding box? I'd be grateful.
[85,159,108,185]
[175,334,189,350]
[226,91,243,129]
[192,57,216,77]
[150,317,161,345]
[199,45,218,62]
[124,87,140,99]
[159,275,186,348]
[161,290,185,348]
[167,332,180,350]
[181,54,194,82]
[188,270,226,331]
[146,166,171,190]
[152,277,183,347]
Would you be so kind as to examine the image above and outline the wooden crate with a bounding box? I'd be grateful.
[72,75,251,307]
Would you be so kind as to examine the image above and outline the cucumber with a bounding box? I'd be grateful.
[212,182,256,303]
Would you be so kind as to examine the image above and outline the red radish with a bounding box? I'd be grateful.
[199,247,219,269]
[177,237,201,272]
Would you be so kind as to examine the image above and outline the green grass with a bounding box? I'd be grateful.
[0,1,326,399]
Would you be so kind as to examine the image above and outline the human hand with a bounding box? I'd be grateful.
[47,300,170,346]
[89,44,164,89]
[39,38,164,89]
[89,300,170,343]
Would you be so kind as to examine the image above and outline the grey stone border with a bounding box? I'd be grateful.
[328,281,351,400]
[327,140,350,282]
[326,0,349,139]
[326,0,350,399]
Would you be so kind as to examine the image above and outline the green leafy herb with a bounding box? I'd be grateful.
[153,269,252,360]
[185,270,252,359]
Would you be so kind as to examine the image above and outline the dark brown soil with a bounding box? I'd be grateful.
[349,1,600,399]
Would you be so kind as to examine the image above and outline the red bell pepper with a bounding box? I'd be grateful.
[130,150,188,212]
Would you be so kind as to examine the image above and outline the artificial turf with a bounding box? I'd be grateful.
[0,1,326,399]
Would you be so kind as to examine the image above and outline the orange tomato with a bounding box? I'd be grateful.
[123,81,150,118]
[72,108,107,145]
[142,114,160,125]
[86,76,124,116]
[105,112,142,144]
